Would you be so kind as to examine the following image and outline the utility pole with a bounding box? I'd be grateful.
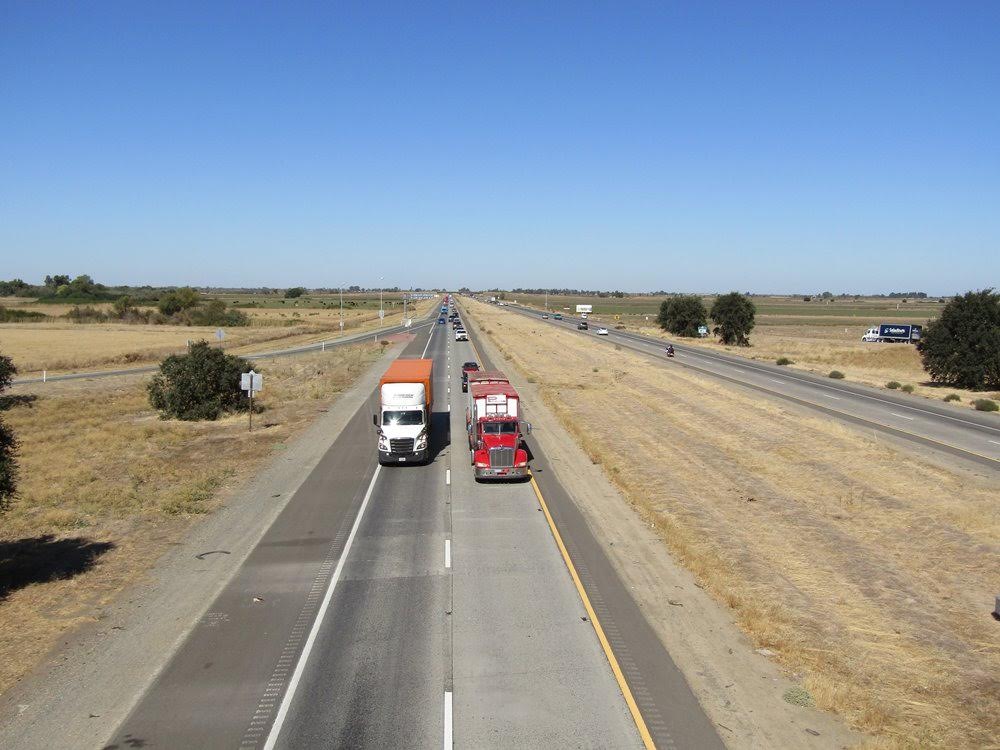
[379,276,384,336]
[339,284,344,337]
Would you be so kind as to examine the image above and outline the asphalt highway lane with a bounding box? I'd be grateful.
[506,304,1000,469]
[106,312,702,749]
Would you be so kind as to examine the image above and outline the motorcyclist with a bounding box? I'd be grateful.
[666,344,675,356]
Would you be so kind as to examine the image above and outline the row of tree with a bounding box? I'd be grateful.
[658,293,757,346]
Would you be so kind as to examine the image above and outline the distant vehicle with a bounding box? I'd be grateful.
[542,314,549,319]
[580,312,589,319]
[596,328,609,335]
[455,329,469,341]
[437,317,446,324]
[577,321,588,330]
[452,319,462,328]
[553,313,562,320]
[375,359,432,465]
[862,324,923,343]
[461,361,480,392]
[466,371,530,480]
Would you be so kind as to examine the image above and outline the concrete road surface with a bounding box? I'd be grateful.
[104,317,719,748]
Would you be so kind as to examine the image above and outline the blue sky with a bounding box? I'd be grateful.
[1,1,997,294]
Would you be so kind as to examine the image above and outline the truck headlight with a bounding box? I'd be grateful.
[414,431,428,450]
[378,435,389,451]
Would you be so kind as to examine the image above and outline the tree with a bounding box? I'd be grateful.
[284,287,306,299]
[657,295,708,337]
[0,354,18,511]
[711,292,756,346]
[148,342,254,420]
[917,288,1000,390]
[158,287,200,316]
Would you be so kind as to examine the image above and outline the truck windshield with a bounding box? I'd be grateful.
[382,410,424,426]
[482,422,517,434]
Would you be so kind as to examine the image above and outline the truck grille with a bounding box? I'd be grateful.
[489,447,515,469]
[390,438,415,454]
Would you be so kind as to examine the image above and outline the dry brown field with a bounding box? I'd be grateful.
[0,297,436,375]
[465,298,1000,749]
[0,341,385,695]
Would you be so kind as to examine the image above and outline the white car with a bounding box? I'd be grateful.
[455,329,469,341]
[596,328,609,335]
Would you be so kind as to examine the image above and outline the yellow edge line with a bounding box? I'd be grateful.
[463,302,655,747]
[529,475,657,750]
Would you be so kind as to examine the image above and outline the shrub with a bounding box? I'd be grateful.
[657,296,708,337]
[0,306,47,322]
[776,357,793,366]
[284,287,306,299]
[828,370,845,379]
[917,288,1000,390]
[900,384,915,393]
[157,287,200,316]
[148,342,253,420]
[886,381,901,389]
[188,300,250,327]
[0,353,18,511]
[710,292,756,346]
[943,393,961,402]
[973,398,998,412]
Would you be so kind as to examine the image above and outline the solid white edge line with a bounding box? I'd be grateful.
[262,464,383,750]
[444,539,451,569]
[443,691,453,749]
[421,324,435,358]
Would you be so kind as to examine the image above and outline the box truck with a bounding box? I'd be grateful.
[861,323,923,343]
[374,359,433,465]
[465,371,531,480]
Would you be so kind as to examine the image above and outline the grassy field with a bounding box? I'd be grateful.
[0,341,386,695]
[0,296,437,375]
[509,293,1000,404]
[465,299,999,749]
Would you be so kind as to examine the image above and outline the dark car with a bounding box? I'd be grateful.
[577,321,588,330]
[438,317,446,324]
[461,361,480,392]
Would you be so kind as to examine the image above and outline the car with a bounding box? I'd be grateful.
[541,313,549,319]
[437,317,446,324]
[455,329,469,341]
[596,328,609,335]
[577,322,588,330]
[553,313,562,320]
[452,320,462,329]
[461,361,479,392]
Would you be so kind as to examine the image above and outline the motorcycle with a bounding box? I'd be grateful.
[665,346,675,358]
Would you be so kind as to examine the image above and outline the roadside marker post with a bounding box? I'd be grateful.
[241,370,263,431]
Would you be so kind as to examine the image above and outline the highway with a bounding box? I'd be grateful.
[504,303,1000,469]
[103,314,722,749]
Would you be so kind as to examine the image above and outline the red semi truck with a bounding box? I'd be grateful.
[465,370,531,480]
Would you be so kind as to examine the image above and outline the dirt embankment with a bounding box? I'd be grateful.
[0,342,384,695]
[466,299,1000,750]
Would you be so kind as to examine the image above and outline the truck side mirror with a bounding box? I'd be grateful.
[525,422,533,434]
[372,414,378,427]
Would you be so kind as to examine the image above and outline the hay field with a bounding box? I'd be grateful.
[0,341,385,694]
[465,299,1000,749]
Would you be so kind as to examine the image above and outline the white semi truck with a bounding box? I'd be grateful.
[374,359,433,465]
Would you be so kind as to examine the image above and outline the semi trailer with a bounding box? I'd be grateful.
[375,359,433,465]
[861,323,923,343]
[465,371,531,480]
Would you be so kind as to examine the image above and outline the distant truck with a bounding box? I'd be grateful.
[862,323,923,343]
[375,359,433,465]
[466,371,531,480]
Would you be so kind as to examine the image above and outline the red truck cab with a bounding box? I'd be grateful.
[466,371,530,480]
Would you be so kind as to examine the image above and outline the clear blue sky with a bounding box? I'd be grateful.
[2,1,997,294]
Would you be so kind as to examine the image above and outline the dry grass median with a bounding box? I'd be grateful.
[0,342,383,695]
[465,299,999,749]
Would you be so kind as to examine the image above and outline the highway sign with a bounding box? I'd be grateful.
[576,304,593,313]
[241,370,262,393]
